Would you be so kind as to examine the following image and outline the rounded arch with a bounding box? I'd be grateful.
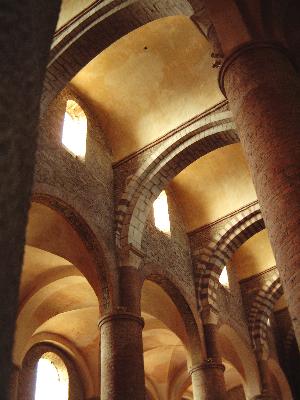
[18,342,85,400]
[218,324,261,399]
[248,273,283,354]
[195,202,264,313]
[116,110,238,251]
[268,358,293,400]
[30,193,113,311]
[43,1,201,112]
[141,263,205,367]
[25,333,94,397]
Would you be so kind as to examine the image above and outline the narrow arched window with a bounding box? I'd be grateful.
[219,266,229,288]
[35,352,69,400]
[62,100,87,159]
[153,190,171,235]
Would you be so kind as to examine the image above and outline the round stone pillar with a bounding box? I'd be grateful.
[219,42,300,347]
[100,249,145,400]
[99,311,145,400]
[194,313,227,400]
[252,351,278,400]
[190,362,226,400]
[0,2,61,397]
[8,364,20,400]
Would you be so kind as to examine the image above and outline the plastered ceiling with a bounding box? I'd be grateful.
[230,229,276,281]
[169,143,257,231]
[71,16,223,161]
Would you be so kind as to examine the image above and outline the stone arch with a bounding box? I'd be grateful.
[141,263,205,368]
[25,332,94,397]
[30,193,113,312]
[43,0,202,112]
[248,273,283,354]
[18,342,85,400]
[218,324,261,399]
[195,201,264,312]
[267,358,293,400]
[116,110,237,251]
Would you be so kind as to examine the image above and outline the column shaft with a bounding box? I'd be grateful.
[190,363,227,400]
[191,323,227,399]
[99,313,145,400]
[220,43,300,347]
[254,356,277,400]
[100,265,145,400]
[0,1,61,398]
[8,364,20,400]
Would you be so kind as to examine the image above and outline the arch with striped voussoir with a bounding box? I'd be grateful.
[193,202,265,315]
[248,273,283,355]
[116,110,237,253]
[42,0,204,113]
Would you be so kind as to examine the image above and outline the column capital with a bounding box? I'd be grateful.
[189,359,225,375]
[118,244,145,269]
[98,310,145,329]
[218,41,296,96]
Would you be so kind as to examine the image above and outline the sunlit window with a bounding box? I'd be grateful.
[219,266,229,288]
[153,190,171,235]
[35,352,69,400]
[62,100,87,159]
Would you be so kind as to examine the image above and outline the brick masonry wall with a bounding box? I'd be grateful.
[34,86,115,257]
[141,187,196,307]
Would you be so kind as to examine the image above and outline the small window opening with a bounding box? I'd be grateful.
[35,352,69,400]
[219,266,229,288]
[267,317,271,326]
[62,100,87,159]
[153,190,171,235]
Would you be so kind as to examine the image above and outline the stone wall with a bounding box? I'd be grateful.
[142,187,195,307]
[35,86,115,259]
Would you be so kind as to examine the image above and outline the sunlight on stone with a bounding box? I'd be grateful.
[62,99,87,158]
[219,266,229,288]
[153,190,171,235]
[35,356,68,400]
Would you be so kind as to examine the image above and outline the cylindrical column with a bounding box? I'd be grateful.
[8,364,20,400]
[219,42,300,347]
[203,324,222,362]
[0,2,61,398]
[99,312,145,400]
[100,263,145,400]
[251,352,277,400]
[191,320,227,400]
[189,362,226,400]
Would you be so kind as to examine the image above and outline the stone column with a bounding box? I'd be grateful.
[189,361,226,400]
[191,311,227,400]
[8,364,20,400]
[0,1,61,398]
[99,246,145,400]
[219,42,300,348]
[252,351,277,400]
